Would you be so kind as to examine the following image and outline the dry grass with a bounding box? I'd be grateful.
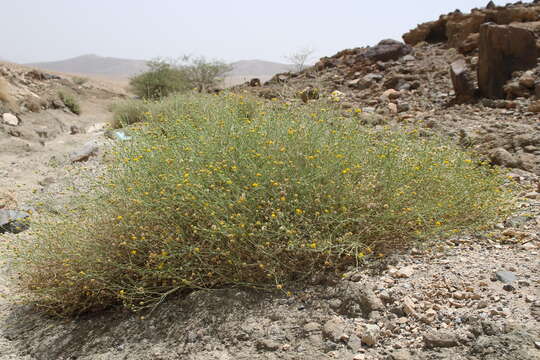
[0,76,17,111]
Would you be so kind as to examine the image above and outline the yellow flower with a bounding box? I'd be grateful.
[295,208,304,215]
[341,168,350,175]
[310,243,317,249]
[117,215,123,220]
[252,183,260,188]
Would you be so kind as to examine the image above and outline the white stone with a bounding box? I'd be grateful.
[2,113,19,126]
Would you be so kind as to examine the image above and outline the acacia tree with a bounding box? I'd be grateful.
[285,47,315,72]
[130,56,232,99]
[181,56,232,92]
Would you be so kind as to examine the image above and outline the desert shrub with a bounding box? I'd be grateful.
[130,59,189,100]
[110,100,153,128]
[58,91,81,115]
[0,76,17,110]
[10,93,514,315]
[72,76,88,86]
[130,57,231,100]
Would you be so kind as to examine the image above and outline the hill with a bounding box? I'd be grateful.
[26,54,149,78]
[26,56,293,84]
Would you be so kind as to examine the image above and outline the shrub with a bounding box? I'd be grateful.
[10,93,514,316]
[0,76,17,111]
[130,57,231,100]
[129,59,189,100]
[58,91,81,115]
[110,100,153,128]
[72,76,88,86]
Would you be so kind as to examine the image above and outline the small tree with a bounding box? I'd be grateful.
[285,47,315,72]
[181,56,232,92]
[130,57,232,99]
[129,59,189,100]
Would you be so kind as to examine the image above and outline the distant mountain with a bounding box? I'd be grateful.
[26,54,148,78]
[26,55,294,81]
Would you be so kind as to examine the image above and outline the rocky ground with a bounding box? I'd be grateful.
[1,1,540,359]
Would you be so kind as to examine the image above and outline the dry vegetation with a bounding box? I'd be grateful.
[9,93,514,316]
[0,76,17,111]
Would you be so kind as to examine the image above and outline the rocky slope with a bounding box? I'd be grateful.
[240,1,540,176]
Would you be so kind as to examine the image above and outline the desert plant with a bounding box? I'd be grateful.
[10,93,514,316]
[58,91,81,115]
[181,55,232,92]
[0,76,17,111]
[72,76,88,86]
[130,57,231,100]
[110,100,153,128]
[285,47,315,72]
[129,59,190,100]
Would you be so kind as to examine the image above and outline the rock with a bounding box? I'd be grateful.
[363,73,383,82]
[322,318,347,343]
[360,324,380,346]
[391,349,414,360]
[381,89,400,100]
[388,103,398,113]
[495,270,517,284]
[402,54,415,62]
[519,72,536,89]
[528,100,540,113]
[450,59,476,103]
[256,339,280,351]
[248,78,261,87]
[347,334,363,352]
[1,113,19,126]
[489,147,520,168]
[390,266,414,278]
[364,39,412,62]
[423,330,459,348]
[402,296,416,316]
[478,23,537,99]
[303,322,321,332]
[69,141,99,163]
[502,284,515,292]
[0,209,30,234]
[504,81,530,99]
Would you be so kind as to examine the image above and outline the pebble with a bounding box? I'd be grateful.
[495,271,517,284]
[423,330,459,348]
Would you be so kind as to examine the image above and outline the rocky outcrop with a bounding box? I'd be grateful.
[478,23,538,99]
[403,1,540,54]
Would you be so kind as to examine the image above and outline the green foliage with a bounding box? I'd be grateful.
[181,56,232,92]
[11,93,514,316]
[129,57,231,100]
[129,60,189,100]
[58,92,81,115]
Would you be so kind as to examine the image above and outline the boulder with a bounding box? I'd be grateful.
[363,39,412,63]
[450,59,476,103]
[477,23,537,99]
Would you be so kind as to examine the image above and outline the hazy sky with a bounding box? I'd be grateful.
[3,0,525,64]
